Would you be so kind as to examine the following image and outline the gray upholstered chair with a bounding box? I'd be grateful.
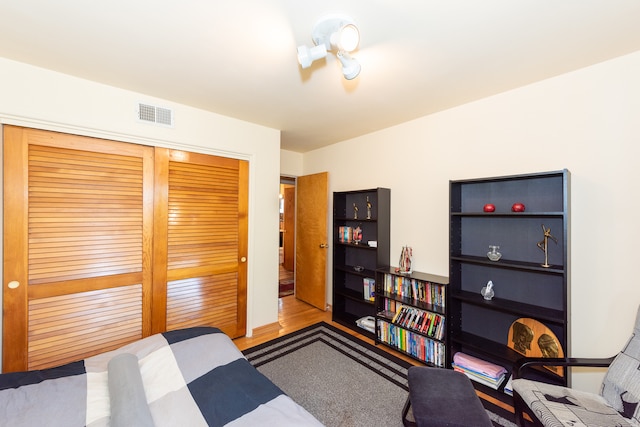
[512,305,640,427]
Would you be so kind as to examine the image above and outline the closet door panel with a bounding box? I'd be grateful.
[3,126,154,372]
[153,149,248,338]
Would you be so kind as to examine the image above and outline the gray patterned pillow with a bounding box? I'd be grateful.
[600,306,640,424]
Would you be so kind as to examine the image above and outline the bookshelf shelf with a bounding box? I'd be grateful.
[332,188,390,337]
[449,291,564,324]
[448,169,570,401]
[375,268,448,367]
[449,255,564,274]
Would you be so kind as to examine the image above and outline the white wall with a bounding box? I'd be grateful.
[0,58,282,369]
[280,149,303,177]
[303,50,640,393]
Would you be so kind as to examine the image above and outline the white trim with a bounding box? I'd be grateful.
[0,114,251,161]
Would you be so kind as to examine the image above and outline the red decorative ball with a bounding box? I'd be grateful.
[483,204,496,212]
[511,202,525,212]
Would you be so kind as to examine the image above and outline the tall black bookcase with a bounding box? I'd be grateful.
[448,169,570,398]
[332,188,390,336]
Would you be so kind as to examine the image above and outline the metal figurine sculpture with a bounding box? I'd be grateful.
[366,196,372,220]
[536,224,558,267]
[353,203,358,219]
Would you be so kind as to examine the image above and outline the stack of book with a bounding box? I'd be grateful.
[356,316,375,334]
[452,352,507,390]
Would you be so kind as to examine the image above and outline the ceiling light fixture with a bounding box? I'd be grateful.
[297,14,361,80]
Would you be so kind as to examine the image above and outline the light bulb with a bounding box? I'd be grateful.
[338,24,359,52]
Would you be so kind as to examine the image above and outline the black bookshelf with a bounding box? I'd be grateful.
[448,170,570,400]
[332,188,390,337]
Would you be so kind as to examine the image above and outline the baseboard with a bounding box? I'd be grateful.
[252,321,281,337]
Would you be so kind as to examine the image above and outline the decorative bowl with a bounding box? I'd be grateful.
[487,245,502,261]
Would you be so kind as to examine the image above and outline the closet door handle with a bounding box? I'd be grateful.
[319,243,329,248]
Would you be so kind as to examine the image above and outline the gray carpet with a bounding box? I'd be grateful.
[243,322,516,427]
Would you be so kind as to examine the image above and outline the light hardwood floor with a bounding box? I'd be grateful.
[233,296,418,363]
[233,295,514,414]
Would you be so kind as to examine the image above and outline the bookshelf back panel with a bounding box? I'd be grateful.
[459,217,564,266]
[335,191,380,220]
[343,247,378,271]
[458,264,564,310]
[458,175,564,213]
[344,298,374,319]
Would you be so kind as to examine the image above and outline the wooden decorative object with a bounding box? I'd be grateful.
[508,318,564,376]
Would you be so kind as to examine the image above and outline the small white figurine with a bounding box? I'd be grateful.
[481,280,495,300]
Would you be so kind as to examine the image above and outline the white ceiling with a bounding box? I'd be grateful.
[1,1,640,153]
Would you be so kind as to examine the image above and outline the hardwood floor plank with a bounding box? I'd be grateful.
[233,296,421,364]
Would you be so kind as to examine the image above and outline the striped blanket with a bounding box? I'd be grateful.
[0,327,322,427]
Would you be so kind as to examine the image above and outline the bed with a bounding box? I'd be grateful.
[0,327,323,427]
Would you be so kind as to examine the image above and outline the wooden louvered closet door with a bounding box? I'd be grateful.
[3,127,248,372]
[3,126,154,372]
[152,149,248,338]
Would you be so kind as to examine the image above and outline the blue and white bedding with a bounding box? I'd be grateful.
[0,327,323,427]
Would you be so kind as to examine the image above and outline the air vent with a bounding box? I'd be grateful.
[137,103,174,127]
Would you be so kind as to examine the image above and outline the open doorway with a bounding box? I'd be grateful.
[279,177,295,297]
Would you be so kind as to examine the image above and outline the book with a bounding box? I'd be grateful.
[453,352,507,379]
[391,305,403,323]
[362,277,375,301]
[504,375,513,396]
[453,365,506,390]
[419,312,431,333]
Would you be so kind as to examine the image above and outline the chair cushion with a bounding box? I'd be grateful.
[512,378,633,427]
[407,367,492,427]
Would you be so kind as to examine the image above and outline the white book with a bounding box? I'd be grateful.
[504,375,513,396]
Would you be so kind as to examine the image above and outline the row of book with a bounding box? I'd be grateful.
[378,320,445,367]
[380,297,400,313]
[382,274,445,308]
[363,277,375,301]
[337,226,363,243]
[451,352,507,390]
[338,226,354,243]
[389,304,445,340]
